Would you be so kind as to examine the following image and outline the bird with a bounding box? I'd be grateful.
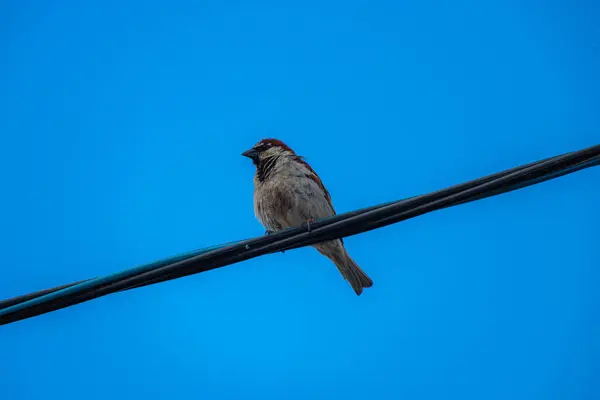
[242,138,373,295]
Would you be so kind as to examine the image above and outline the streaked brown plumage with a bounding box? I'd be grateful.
[242,138,373,295]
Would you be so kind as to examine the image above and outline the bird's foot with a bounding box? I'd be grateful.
[264,229,285,253]
[302,218,316,233]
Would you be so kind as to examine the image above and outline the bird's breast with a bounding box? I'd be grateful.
[254,172,335,229]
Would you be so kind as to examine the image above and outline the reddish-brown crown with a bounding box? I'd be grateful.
[254,138,296,154]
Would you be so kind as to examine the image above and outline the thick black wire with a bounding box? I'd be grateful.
[2,148,598,322]
[1,147,598,321]
[3,150,594,312]
[1,144,598,325]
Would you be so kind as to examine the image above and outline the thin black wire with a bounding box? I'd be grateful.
[1,144,598,326]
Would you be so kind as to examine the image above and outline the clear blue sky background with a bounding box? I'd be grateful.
[1,1,598,399]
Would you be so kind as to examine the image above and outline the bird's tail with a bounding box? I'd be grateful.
[315,240,373,296]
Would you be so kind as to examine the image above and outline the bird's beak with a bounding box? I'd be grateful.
[242,148,259,159]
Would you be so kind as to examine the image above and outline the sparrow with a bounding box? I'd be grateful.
[242,138,373,295]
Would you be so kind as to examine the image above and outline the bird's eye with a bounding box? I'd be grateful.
[255,143,270,151]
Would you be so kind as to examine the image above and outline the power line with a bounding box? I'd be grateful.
[1,144,598,326]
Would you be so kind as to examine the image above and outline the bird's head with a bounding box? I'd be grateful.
[241,138,296,165]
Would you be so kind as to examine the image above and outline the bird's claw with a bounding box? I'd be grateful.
[264,229,285,253]
[303,219,315,233]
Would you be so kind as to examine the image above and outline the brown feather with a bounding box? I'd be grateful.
[293,155,335,213]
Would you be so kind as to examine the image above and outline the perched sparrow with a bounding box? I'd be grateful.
[242,138,373,295]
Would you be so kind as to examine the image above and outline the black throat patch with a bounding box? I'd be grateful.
[256,156,279,182]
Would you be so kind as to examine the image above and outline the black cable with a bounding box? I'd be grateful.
[2,147,591,322]
[5,148,593,312]
[1,144,598,326]
[0,280,92,310]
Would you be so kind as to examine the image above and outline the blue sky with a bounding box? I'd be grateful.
[0,0,598,399]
